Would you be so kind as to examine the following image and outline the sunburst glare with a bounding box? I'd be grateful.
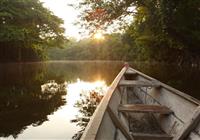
[93,32,105,40]
[66,79,108,105]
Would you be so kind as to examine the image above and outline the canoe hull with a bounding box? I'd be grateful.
[81,67,200,140]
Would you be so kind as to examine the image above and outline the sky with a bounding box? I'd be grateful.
[40,0,133,40]
[40,0,83,39]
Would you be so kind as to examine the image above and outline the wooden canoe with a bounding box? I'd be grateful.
[81,66,200,140]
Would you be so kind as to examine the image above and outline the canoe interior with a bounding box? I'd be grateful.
[81,67,200,140]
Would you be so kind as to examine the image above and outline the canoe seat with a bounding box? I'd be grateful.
[118,104,173,115]
[124,73,138,80]
[125,69,137,74]
[119,80,160,87]
[132,133,173,140]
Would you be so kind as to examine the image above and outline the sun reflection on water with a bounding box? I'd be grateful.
[0,79,108,140]
[67,79,108,140]
[67,79,108,105]
[45,79,108,139]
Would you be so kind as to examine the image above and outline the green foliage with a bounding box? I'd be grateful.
[48,34,146,61]
[0,0,66,62]
[76,0,200,64]
[48,34,126,60]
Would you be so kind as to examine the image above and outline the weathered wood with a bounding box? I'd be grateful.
[82,66,200,140]
[119,80,160,87]
[173,106,200,140]
[119,104,173,114]
[186,132,200,140]
[126,69,137,74]
[195,122,200,135]
[133,73,199,135]
[81,67,127,140]
[124,73,137,80]
[95,111,116,140]
[127,67,200,105]
[125,72,137,76]
[107,106,133,140]
[132,133,173,140]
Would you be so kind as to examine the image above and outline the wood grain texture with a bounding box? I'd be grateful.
[132,133,173,140]
[81,67,127,140]
[186,132,200,140]
[119,80,160,87]
[173,106,200,140]
[107,106,133,140]
[118,104,173,114]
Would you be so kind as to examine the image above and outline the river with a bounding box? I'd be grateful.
[0,61,199,139]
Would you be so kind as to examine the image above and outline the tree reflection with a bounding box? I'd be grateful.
[41,80,67,94]
[0,61,120,139]
[71,91,104,140]
[0,67,67,138]
[0,61,199,139]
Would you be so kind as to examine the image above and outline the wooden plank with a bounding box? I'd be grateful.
[118,104,173,114]
[119,80,160,87]
[125,71,137,75]
[173,106,200,140]
[132,133,173,140]
[128,67,200,106]
[124,73,137,80]
[126,68,137,74]
[81,67,127,140]
[107,106,133,140]
[195,122,200,135]
[95,112,116,140]
[187,132,200,140]
[128,67,199,135]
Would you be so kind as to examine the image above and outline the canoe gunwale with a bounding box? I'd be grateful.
[128,68,200,105]
[80,67,127,140]
[81,66,200,140]
[135,86,185,124]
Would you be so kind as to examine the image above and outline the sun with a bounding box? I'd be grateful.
[93,32,105,40]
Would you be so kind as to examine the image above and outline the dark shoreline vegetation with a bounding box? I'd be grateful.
[0,0,199,139]
[0,0,199,66]
[47,34,200,67]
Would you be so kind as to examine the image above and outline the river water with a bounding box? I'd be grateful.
[0,61,199,139]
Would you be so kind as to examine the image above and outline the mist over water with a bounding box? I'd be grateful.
[0,61,199,139]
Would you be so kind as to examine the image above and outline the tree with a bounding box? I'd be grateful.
[0,0,66,62]
[76,0,200,64]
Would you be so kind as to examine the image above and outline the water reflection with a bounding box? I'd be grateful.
[41,80,67,94]
[0,63,68,138]
[0,85,66,138]
[0,62,114,139]
[0,61,199,139]
[68,80,107,140]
